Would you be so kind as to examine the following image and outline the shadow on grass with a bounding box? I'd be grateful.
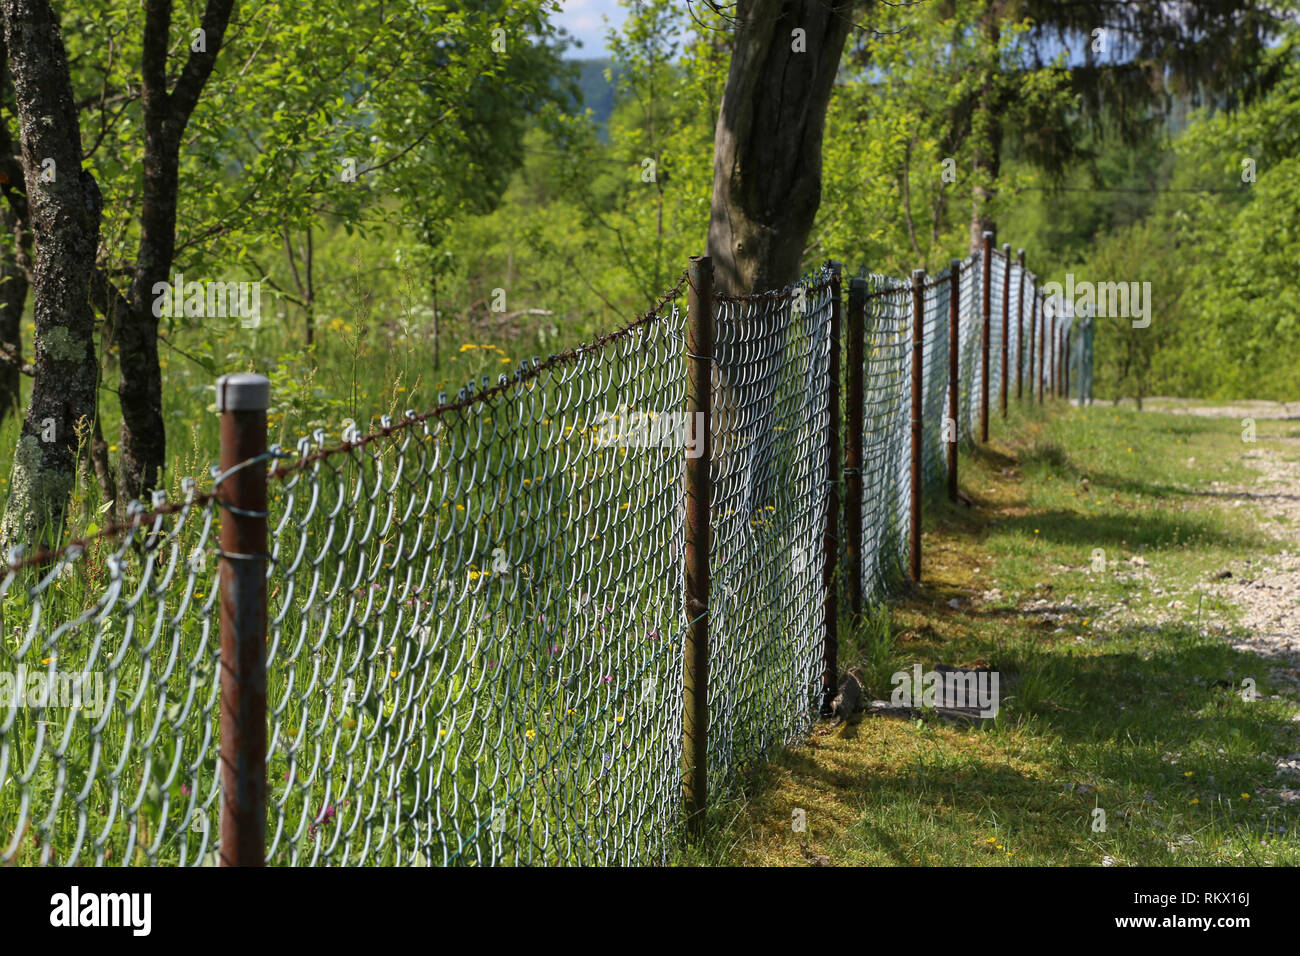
[722,623,1297,864]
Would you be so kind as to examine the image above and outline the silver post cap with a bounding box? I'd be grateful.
[216,373,270,412]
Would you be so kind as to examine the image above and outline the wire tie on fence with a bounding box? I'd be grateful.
[215,550,273,562]
[682,350,712,361]
[216,501,271,519]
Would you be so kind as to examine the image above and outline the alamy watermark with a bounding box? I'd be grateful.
[1042,273,1150,329]
[591,410,706,459]
[0,666,106,718]
[890,664,1000,718]
[49,886,150,936]
[152,273,262,327]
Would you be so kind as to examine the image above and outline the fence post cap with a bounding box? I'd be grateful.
[216,373,270,412]
[911,268,926,283]
[848,276,868,292]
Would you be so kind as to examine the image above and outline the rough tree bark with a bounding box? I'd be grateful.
[705,0,852,519]
[0,0,102,551]
[706,0,853,294]
[0,190,26,422]
[968,4,1002,255]
[110,0,234,501]
[0,40,30,424]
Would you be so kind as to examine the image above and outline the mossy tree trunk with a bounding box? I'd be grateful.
[0,0,102,552]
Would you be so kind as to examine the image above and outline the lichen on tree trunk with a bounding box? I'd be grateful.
[0,0,103,552]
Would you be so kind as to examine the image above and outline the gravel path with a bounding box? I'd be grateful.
[1202,429,1300,688]
[1074,399,1300,805]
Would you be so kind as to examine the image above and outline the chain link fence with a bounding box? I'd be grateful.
[0,242,1087,866]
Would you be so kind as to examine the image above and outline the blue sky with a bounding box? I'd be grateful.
[553,0,628,57]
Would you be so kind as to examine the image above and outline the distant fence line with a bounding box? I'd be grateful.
[0,233,1089,866]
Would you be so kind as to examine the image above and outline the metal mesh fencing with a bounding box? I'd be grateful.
[1008,258,1024,399]
[1,248,1087,867]
[707,270,833,788]
[958,255,982,446]
[261,285,691,866]
[0,492,224,866]
[855,274,911,601]
[987,249,1006,408]
[920,271,952,488]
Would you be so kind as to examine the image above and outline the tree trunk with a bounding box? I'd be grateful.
[0,38,31,425]
[0,206,25,422]
[115,0,234,501]
[0,0,103,551]
[706,0,852,294]
[705,0,852,517]
[968,6,1002,255]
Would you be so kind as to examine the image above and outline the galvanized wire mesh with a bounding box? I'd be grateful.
[262,286,690,866]
[1008,258,1024,399]
[920,271,951,488]
[958,255,982,446]
[708,269,833,788]
[1,249,1090,868]
[987,250,1006,408]
[855,273,912,601]
[0,491,224,866]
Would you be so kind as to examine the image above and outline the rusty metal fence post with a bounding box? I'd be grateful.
[1050,307,1058,398]
[683,255,712,837]
[979,231,992,442]
[216,372,269,867]
[946,260,960,503]
[1000,242,1010,418]
[1064,327,1072,400]
[1016,250,1025,401]
[1038,294,1046,404]
[1029,277,1038,405]
[845,276,866,622]
[910,269,924,583]
[820,262,842,717]
[1059,322,1066,398]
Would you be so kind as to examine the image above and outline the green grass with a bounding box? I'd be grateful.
[702,400,1300,866]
